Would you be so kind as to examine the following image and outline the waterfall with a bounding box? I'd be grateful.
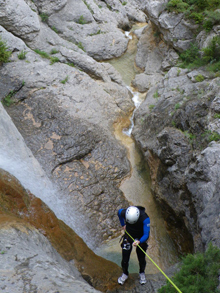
[0,104,91,246]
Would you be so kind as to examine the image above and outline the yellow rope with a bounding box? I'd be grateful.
[125,230,182,293]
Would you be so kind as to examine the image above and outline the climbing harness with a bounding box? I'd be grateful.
[125,230,182,293]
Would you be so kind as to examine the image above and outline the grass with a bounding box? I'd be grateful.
[77,42,85,51]
[17,50,27,60]
[153,90,159,98]
[60,76,68,84]
[174,103,181,110]
[34,49,60,64]
[214,113,220,119]
[50,48,59,55]
[149,104,155,111]
[77,15,87,24]
[0,37,11,63]
[40,13,49,23]
[2,90,16,107]
[195,74,205,82]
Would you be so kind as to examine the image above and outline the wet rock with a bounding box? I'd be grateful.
[0,26,132,248]
[0,168,122,292]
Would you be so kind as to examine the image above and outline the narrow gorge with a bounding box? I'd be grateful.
[0,0,220,292]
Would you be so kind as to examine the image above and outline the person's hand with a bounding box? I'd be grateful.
[121,225,126,235]
[133,240,140,247]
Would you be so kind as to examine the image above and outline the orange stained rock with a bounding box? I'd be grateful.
[0,168,125,292]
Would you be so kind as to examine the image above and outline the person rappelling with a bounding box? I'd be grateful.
[117,206,150,285]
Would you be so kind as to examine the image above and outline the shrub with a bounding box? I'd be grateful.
[0,37,11,63]
[179,43,200,64]
[202,35,220,63]
[17,50,27,60]
[158,243,220,293]
[50,48,59,55]
[166,0,220,31]
[167,0,189,13]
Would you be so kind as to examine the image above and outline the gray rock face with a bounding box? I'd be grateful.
[0,27,131,248]
[187,142,220,249]
[133,66,220,253]
[143,0,197,52]
[0,0,40,41]
[0,225,100,293]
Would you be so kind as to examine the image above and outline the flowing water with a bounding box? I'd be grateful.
[95,24,179,274]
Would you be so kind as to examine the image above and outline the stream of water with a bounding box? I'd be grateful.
[95,24,179,274]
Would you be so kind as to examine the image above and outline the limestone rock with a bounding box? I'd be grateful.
[0,225,100,293]
[144,0,198,52]
[0,168,122,292]
[0,27,132,249]
[186,142,220,249]
[133,67,220,253]
[0,0,40,42]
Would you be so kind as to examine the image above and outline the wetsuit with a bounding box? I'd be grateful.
[118,206,150,275]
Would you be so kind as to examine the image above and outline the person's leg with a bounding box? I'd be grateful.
[121,238,132,275]
[136,242,148,273]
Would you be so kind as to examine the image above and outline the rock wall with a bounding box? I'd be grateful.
[0,168,122,292]
[133,67,220,254]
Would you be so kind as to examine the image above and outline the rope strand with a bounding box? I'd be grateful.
[125,230,182,293]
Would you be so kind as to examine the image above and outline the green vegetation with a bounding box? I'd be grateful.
[50,48,59,55]
[83,0,94,14]
[158,243,220,293]
[167,0,220,31]
[149,104,155,111]
[77,42,85,51]
[122,1,127,5]
[34,49,60,65]
[77,15,87,24]
[50,56,59,64]
[34,49,50,59]
[2,90,16,107]
[202,130,220,142]
[174,103,181,110]
[0,251,6,254]
[184,130,196,143]
[178,36,220,71]
[0,37,11,63]
[17,50,27,60]
[195,74,205,82]
[153,90,159,98]
[214,113,220,119]
[40,13,49,23]
[60,76,68,84]
[51,26,59,33]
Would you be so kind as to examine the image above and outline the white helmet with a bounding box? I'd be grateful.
[125,206,140,224]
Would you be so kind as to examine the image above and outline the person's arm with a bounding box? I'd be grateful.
[139,217,150,243]
[118,208,126,227]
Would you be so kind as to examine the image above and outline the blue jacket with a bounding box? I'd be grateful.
[118,206,150,243]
